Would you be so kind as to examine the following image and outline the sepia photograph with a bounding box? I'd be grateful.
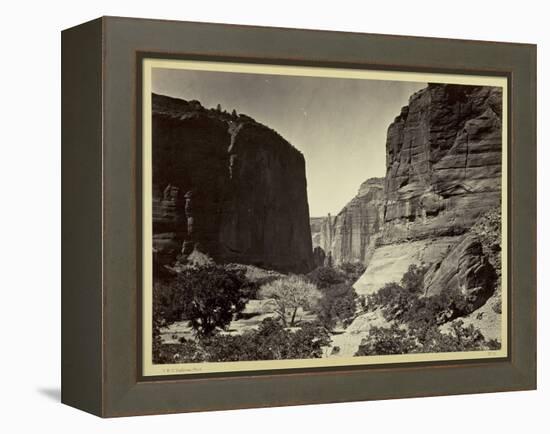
[141,59,508,375]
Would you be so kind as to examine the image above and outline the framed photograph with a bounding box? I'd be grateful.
[62,16,536,417]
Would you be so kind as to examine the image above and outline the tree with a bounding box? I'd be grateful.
[355,320,501,357]
[401,263,429,294]
[355,324,418,356]
[157,265,248,338]
[306,266,346,289]
[259,275,321,327]
[164,318,332,363]
[338,262,366,282]
[316,283,357,330]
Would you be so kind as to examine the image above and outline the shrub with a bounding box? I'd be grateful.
[401,263,429,294]
[418,320,501,353]
[259,275,321,327]
[160,318,332,363]
[153,265,249,339]
[355,324,418,356]
[153,339,207,364]
[355,320,501,357]
[338,262,366,282]
[366,264,472,328]
[307,266,347,289]
[356,264,501,356]
[316,283,357,330]
[307,264,363,330]
[367,281,417,322]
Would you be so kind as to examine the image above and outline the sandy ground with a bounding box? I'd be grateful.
[324,308,391,357]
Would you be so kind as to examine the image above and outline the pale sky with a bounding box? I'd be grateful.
[152,68,425,217]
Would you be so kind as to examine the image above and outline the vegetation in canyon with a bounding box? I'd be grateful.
[152,83,504,364]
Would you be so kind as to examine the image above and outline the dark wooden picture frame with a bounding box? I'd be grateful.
[61,16,536,417]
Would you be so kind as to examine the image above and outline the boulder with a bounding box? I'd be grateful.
[424,234,497,312]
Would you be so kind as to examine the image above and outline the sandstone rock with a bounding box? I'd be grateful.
[425,235,495,290]
[353,237,460,297]
[309,217,325,248]
[186,249,214,267]
[382,84,502,244]
[318,83,504,350]
[152,93,314,273]
[354,84,502,295]
[424,234,497,314]
[439,292,502,342]
[319,178,385,265]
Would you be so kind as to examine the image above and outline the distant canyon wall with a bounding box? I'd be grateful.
[317,84,502,304]
[153,93,314,273]
[314,178,385,265]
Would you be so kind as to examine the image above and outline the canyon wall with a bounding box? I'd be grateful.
[152,93,314,273]
[316,84,502,304]
[355,84,502,303]
[381,83,502,243]
[327,83,503,356]
[317,178,385,265]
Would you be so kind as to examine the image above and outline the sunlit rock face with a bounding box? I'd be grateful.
[152,93,314,273]
[382,84,502,243]
[355,84,502,304]
[318,178,385,266]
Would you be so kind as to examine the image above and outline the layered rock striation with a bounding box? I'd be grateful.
[317,82,501,269]
[152,93,314,273]
[382,83,502,243]
[309,217,326,249]
[326,84,503,355]
[317,84,502,310]
[318,178,385,265]
[357,84,502,308]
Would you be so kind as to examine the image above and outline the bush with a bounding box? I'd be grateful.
[153,339,207,364]
[338,262,366,282]
[366,264,473,328]
[356,264,501,356]
[259,275,321,327]
[156,318,332,363]
[355,320,501,357]
[307,265,363,330]
[419,320,501,353]
[153,265,249,339]
[367,281,417,322]
[355,324,418,356]
[316,283,357,330]
[401,263,429,294]
[307,266,347,289]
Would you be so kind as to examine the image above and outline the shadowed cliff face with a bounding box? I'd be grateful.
[152,93,314,273]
